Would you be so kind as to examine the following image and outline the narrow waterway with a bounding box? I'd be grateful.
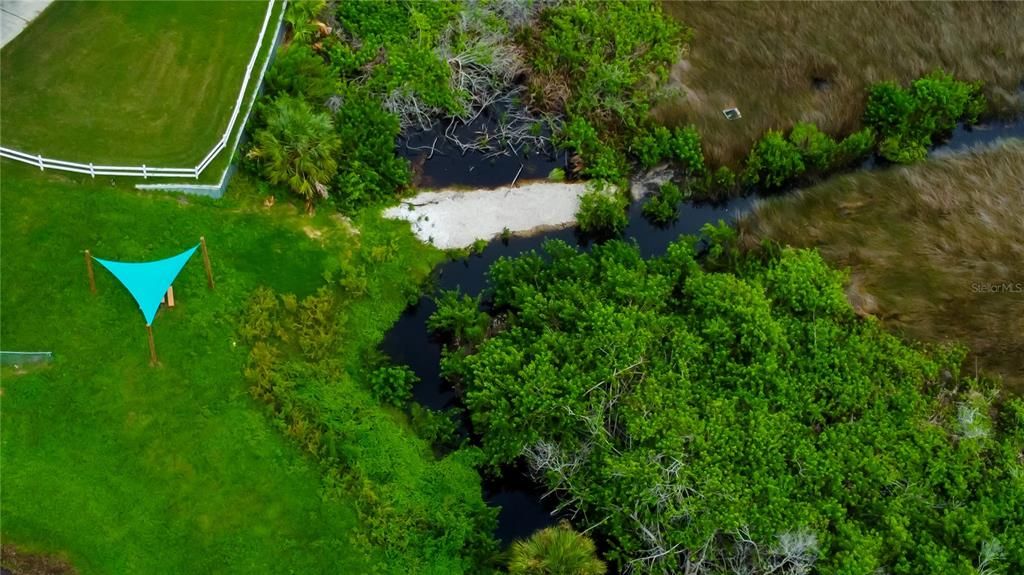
[383,119,1024,544]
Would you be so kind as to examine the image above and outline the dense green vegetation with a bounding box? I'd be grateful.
[523,1,690,185]
[864,71,985,163]
[239,283,498,572]
[0,1,272,167]
[433,229,1024,574]
[249,0,519,210]
[741,125,874,190]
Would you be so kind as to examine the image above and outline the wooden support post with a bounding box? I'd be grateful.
[84,250,96,293]
[200,236,215,290]
[166,286,175,308]
[147,325,158,365]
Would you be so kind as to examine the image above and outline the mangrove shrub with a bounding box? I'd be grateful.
[865,70,985,163]
[435,233,1024,574]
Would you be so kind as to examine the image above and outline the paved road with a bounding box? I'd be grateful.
[1,0,53,49]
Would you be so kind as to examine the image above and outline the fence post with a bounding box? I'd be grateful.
[147,325,158,365]
[37,154,43,170]
[194,166,199,179]
[89,163,95,178]
[142,164,148,179]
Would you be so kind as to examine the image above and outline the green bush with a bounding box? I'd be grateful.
[669,125,706,176]
[548,167,567,182]
[787,122,837,171]
[642,181,684,225]
[410,404,461,448]
[576,186,629,236]
[284,0,327,45]
[711,166,737,197]
[264,44,339,106]
[428,289,490,346]
[631,124,706,175]
[333,0,463,115]
[865,71,986,163]
[295,287,338,361]
[561,117,628,181]
[631,125,673,169]
[334,259,369,298]
[742,130,805,188]
[528,2,689,184]
[834,127,876,167]
[368,364,419,407]
[529,1,686,120]
[331,85,411,210]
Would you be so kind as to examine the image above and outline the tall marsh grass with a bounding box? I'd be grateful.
[740,140,1024,391]
[658,1,1024,165]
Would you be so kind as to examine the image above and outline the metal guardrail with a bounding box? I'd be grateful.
[0,0,281,180]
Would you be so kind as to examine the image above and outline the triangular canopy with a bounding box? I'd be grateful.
[94,245,199,325]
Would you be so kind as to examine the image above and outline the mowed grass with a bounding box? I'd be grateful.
[1,1,270,166]
[0,164,390,573]
[739,141,1024,393]
[656,1,1024,165]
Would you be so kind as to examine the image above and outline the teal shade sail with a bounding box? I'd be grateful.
[93,245,199,325]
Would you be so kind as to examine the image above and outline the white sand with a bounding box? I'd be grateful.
[383,181,590,249]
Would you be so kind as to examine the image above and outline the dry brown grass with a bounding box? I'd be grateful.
[656,1,1024,166]
[739,141,1024,392]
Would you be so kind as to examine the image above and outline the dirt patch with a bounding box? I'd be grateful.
[383,181,589,249]
[1,545,77,575]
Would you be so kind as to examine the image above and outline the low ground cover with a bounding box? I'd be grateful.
[740,140,1024,393]
[0,164,489,573]
[1,1,273,167]
[0,165,373,573]
[656,1,1024,165]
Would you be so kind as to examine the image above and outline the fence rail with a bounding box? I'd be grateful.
[0,351,53,365]
[0,0,281,180]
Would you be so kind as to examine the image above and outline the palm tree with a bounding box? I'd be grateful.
[248,95,340,213]
[284,0,326,44]
[508,521,606,575]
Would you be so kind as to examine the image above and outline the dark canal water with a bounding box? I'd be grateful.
[383,119,1024,544]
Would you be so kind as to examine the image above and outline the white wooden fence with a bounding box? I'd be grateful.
[0,0,283,180]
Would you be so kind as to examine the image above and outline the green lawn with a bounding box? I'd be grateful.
[0,164,388,573]
[1,1,273,167]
